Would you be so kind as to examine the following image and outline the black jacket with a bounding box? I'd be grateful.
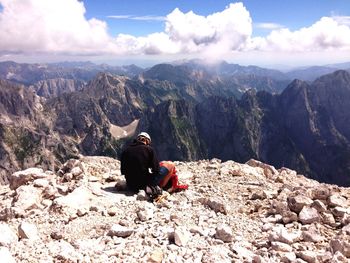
[120,140,159,191]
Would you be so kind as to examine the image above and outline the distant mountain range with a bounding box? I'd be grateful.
[0,59,349,87]
[0,60,350,186]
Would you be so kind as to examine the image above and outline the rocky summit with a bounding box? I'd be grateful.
[0,157,349,262]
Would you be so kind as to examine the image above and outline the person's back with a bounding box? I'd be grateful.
[120,132,159,191]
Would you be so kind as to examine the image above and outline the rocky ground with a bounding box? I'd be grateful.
[0,156,349,263]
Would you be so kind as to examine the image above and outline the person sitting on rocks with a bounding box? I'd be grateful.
[155,161,188,193]
[120,132,161,195]
[120,133,188,198]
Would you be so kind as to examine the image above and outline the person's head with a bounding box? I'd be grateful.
[136,132,151,145]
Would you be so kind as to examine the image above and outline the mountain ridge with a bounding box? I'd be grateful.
[1,65,350,186]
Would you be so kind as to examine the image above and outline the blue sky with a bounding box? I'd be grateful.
[84,0,350,37]
[0,0,350,68]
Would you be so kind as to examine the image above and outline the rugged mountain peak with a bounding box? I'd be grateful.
[313,70,350,90]
[0,79,43,121]
[0,157,349,262]
[83,72,130,97]
[32,78,85,98]
[279,78,310,106]
[143,63,194,85]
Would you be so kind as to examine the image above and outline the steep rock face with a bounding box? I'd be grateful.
[0,80,78,182]
[143,71,350,185]
[48,92,110,136]
[147,100,203,161]
[311,70,350,140]
[279,71,350,185]
[2,69,350,187]
[0,80,42,121]
[83,73,143,126]
[32,78,85,98]
[196,96,251,161]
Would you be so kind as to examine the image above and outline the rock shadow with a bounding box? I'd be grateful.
[101,186,135,197]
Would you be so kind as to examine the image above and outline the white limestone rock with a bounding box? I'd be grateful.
[310,200,327,213]
[12,185,42,212]
[320,212,337,226]
[174,227,191,246]
[107,206,118,216]
[215,224,233,243]
[331,206,348,218]
[230,243,255,262]
[230,162,265,178]
[107,224,134,238]
[302,226,324,243]
[271,241,293,252]
[204,198,229,214]
[53,186,94,211]
[18,222,39,240]
[341,223,350,235]
[287,195,313,213]
[0,247,16,263]
[203,246,233,262]
[331,251,348,263]
[330,239,350,257]
[47,240,83,262]
[296,250,317,263]
[0,223,18,247]
[71,166,83,178]
[328,194,347,208]
[280,252,297,262]
[147,249,164,263]
[137,203,154,222]
[281,210,298,224]
[136,190,149,201]
[10,167,47,190]
[246,159,278,178]
[311,187,331,200]
[33,178,49,188]
[299,207,320,224]
[269,226,301,244]
[77,207,89,217]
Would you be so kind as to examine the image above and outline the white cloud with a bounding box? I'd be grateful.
[252,17,350,52]
[0,0,349,65]
[0,0,115,54]
[114,2,253,59]
[255,22,285,30]
[332,15,350,26]
[108,15,165,21]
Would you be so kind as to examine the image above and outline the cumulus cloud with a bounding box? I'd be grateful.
[251,17,350,52]
[0,0,116,55]
[255,23,285,30]
[114,3,253,58]
[332,15,350,26]
[0,0,350,63]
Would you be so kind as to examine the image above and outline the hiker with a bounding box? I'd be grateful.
[120,132,161,195]
[157,161,188,193]
[120,132,188,198]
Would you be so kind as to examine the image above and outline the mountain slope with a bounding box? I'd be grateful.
[0,80,78,184]
[143,71,350,186]
[1,157,349,262]
[1,69,350,186]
